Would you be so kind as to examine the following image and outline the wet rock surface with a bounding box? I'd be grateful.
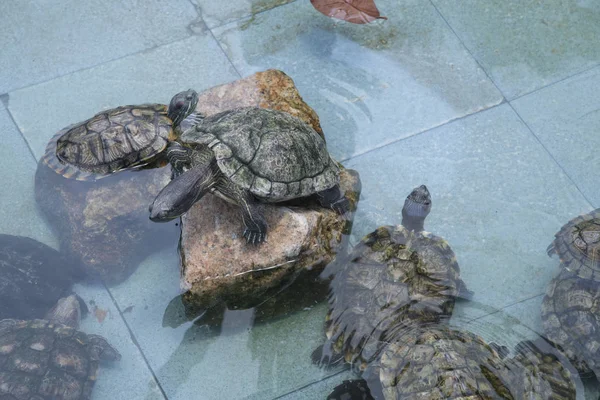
[179,168,360,311]
[34,163,176,284]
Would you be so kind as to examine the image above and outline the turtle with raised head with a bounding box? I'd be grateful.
[312,185,471,368]
[0,295,121,400]
[547,208,600,281]
[0,234,82,320]
[42,90,200,181]
[148,107,349,244]
[325,325,577,400]
[541,268,600,380]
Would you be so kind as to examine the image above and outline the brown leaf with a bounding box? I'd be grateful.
[94,307,108,323]
[310,0,387,24]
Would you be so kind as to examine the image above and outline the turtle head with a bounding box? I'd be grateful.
[44,295,87,329]
[401,185,431,232]
[168,89,199,128]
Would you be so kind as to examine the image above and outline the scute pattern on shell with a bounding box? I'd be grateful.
[541,269,600,378]
[364,326,576,400]
[0,319,119,400]
[320,225,467,369]
[182,107,339,201]
[54,104,172,177]
[548,208,600,281]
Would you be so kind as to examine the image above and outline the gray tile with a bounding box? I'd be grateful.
[431,0,600,99]
[7,35,239,160]
[345,104,592,315]
[73,283,166,400]
[275,370,355,400]
[0,0,198,93]
[213,0,502,161]
[110,247,339,400]
[191,0,296,29]
[0,104,55,244]
[512,66,600,207]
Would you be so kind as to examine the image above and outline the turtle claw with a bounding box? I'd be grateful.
[243,229,266,245]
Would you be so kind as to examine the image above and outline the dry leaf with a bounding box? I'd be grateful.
[310,0,387,24]
[94,307,108,323]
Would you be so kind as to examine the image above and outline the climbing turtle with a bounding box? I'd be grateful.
[325,325,576,400]
[541,268,600,379]
[547,208,600,281]
[0,295,121,400]
[0,234,82,320]
[42,90,200,181]
[149,107,349,244]
[312,185,471,368]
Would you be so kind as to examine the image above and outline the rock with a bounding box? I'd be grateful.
[195,69,324,138]
[33,69,340,286]
[178,168,361,311]
[35,163,178,284]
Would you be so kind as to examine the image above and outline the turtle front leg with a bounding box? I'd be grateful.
[316,185,350,214]
[215,179,268,245]
[166,142,194,179]
[149,158,219,222]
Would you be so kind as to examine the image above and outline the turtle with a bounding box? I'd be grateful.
[148,106,350,244]
[0,234,82,320]
[547,208,600,281]
[325,324,577,400]
[312,185,471,368]
[41,90,200,181]
[541,268,600,379]
[0,295,121,400]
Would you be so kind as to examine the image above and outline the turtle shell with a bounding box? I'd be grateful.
[547,208,600,281]
[46,104,173,181]
[0,318,120,400]
[181,107,339,201]
[318,225,468,369]
[541,268,600,378]
[0,235,81,320]
[363,327,575,400]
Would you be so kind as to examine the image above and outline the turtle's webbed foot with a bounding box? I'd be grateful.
[242,216,268,245]
[330,197,350,215]
[317,186,351,215]
[243,227,267,245]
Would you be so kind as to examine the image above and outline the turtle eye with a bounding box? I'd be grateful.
[186,94,193,100]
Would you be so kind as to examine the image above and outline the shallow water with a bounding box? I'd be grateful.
[2,0,600,399]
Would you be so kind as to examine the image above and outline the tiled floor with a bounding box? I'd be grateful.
[2,0,600,399]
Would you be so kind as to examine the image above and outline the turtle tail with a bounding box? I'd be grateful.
[41,129,104,182]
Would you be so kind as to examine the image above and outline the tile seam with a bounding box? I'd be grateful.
[2,34,197,95]
[2,95,38,163]
[507,101,596,208]
[269,368,350,400]
[428,0,508,101]
[205,0,300,31]
[104,284,170,400]
[341,100,506,163]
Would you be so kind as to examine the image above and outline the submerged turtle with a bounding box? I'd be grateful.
[0,295,121,400]
[541,268,600,379]
[0,234,82,320]
[313,185,471,368]
[149,107,349,244]
[326,325,576,400]
[42,90,200,181]
[547,208,600,281]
